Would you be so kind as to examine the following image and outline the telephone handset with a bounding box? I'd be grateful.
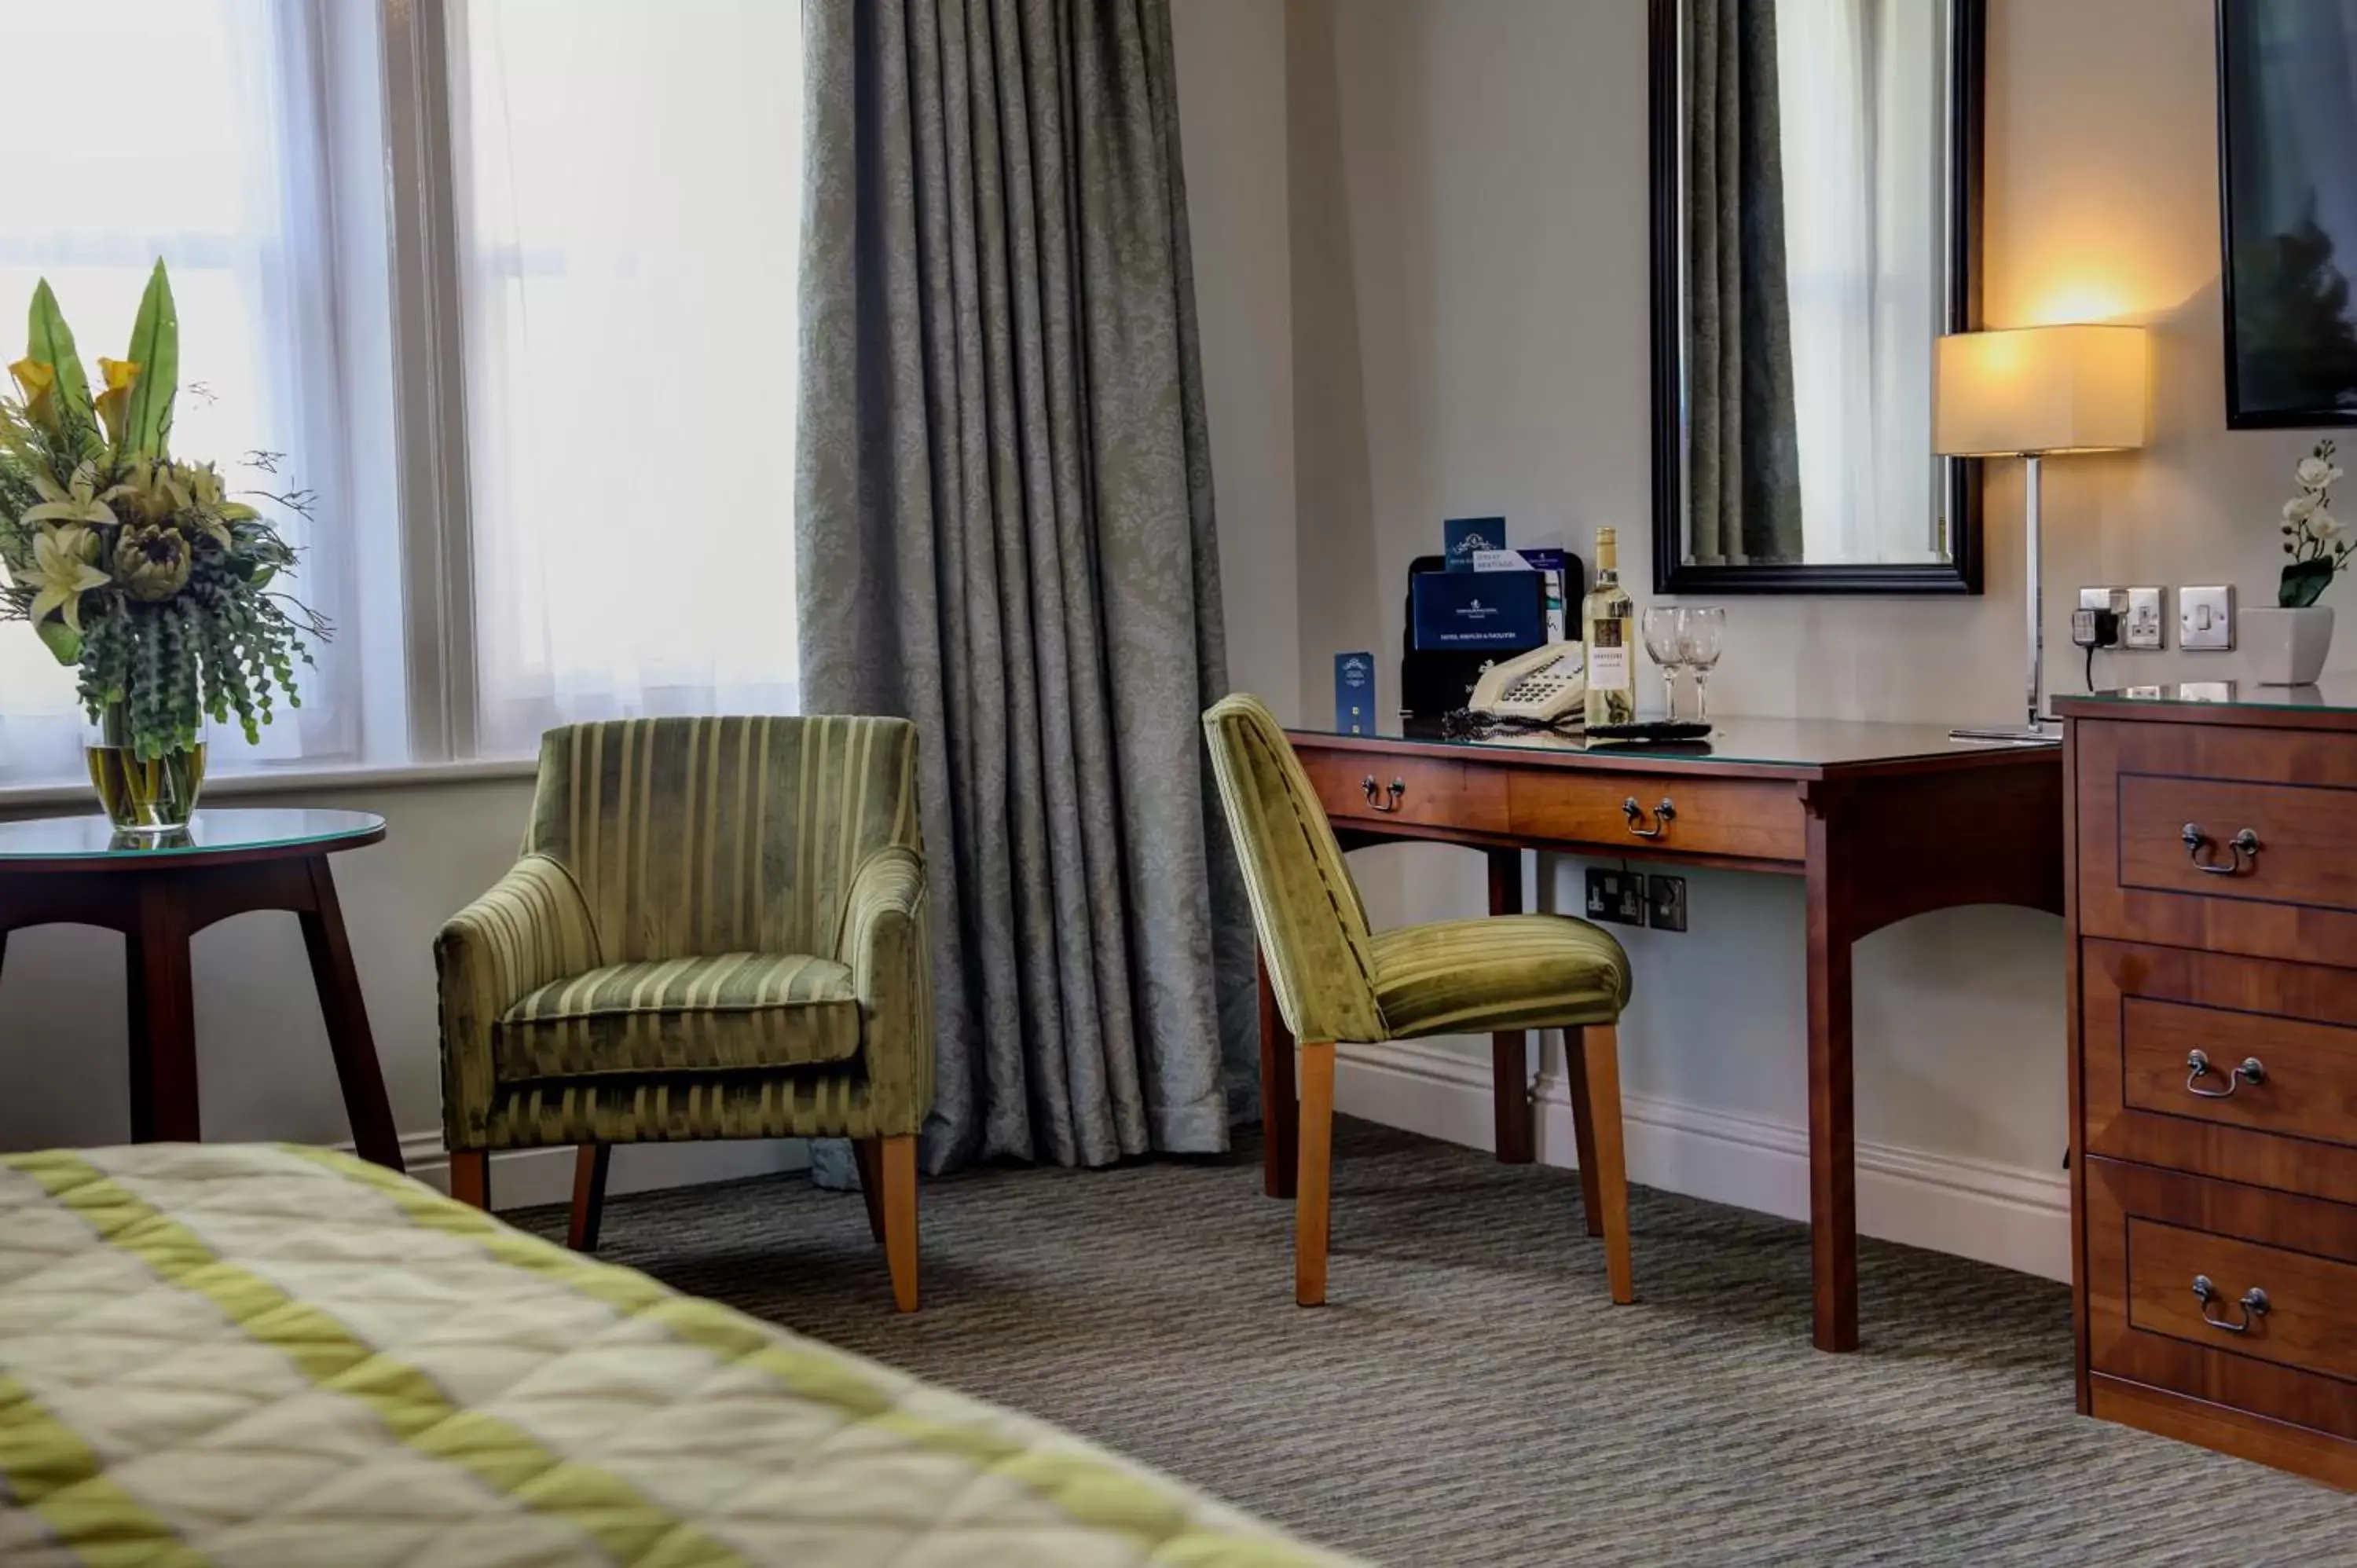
[1468,643,1586,723]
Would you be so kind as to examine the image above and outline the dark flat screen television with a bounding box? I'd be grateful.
[2220,0,2357,427]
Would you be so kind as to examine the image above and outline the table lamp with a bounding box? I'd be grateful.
[1934,323,2150,743]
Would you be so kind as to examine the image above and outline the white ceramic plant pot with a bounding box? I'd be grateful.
[2245,606,2334,686]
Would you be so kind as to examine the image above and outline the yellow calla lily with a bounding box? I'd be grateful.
[94,357,139,446]
[7,357,57,433]
[15,524,112,632]
[21,461,116,530]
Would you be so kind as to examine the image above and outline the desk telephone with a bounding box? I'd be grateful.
[1468,643,1585,723]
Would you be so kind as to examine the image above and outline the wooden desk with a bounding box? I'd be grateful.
[1265,718,2063,1350]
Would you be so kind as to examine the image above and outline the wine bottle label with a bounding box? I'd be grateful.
[1589,641,1631,693]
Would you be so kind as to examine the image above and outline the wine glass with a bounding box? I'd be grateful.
[1675,606,1726,724]
[1640,607,1684,719]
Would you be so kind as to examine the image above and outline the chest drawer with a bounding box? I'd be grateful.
[2082,941,2357,1204]
[2084,1158,2357,1442]
[1298,749,1509,836]
[2076,719,2357,966]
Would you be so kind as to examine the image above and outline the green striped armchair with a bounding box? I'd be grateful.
[437,715,933,1310]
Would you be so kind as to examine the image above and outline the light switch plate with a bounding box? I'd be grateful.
[2181,584,2234,650]
[2123,587,2165,650]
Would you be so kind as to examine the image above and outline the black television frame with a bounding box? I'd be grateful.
[2217,0,2357,430]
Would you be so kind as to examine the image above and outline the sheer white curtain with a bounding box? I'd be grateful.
[451,1,805,757]
[1776,0,1945,564]
[0,0,395,784]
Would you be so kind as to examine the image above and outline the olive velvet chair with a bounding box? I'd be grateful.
[436,715,932,1310]
[1203,693,1636,1307]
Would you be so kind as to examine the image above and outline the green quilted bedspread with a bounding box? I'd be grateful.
[0,1143,1357,1567]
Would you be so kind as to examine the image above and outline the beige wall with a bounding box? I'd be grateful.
[1167,0,2314,1276]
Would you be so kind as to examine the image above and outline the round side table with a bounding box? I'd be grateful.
[0,808,402,1170]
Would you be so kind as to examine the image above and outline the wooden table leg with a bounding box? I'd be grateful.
[128,882,200,1143]
[1805,838,1860,1353]
[1487,848,1534,1164]
[1259,951,1298,1200]
[299,856,405,1172]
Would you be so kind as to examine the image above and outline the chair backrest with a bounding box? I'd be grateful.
[1201,694,1386,1045]
[526,715,921,963]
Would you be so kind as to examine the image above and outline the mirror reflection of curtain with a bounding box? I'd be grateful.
[1776,0,1943,564]
[1685,0,1805,566]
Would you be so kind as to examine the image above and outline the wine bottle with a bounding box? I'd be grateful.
[1582,526,1637,728]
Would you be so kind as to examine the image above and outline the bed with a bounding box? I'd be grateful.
[0,1142,1354,1567]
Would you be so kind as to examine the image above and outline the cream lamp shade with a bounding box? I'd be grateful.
[1934,324,2151,457]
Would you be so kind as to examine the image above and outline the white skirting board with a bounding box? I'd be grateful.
[1332,1038,2070,1282]
[344,1130,811,1212]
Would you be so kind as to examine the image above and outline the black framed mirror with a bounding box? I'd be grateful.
[1650,0,1986,595]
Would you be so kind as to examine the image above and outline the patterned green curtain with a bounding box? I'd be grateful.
[1685,0,1805,565]
[795,0,1256,1174]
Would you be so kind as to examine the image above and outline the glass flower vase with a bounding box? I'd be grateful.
[85,701,208,837]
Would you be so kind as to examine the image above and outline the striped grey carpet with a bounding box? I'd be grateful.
[515,1119,2352,1565]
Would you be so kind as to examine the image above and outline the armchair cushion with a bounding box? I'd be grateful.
[1370,914,1631,1039]
[494,952,862,1082]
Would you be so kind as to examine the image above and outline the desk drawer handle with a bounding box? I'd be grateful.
[2191,1274,2269,1335]
[1362,775,1406,814]
[1623,797,1676,839]
[2185,1049,2265,1099]
[2181,822,2260,877]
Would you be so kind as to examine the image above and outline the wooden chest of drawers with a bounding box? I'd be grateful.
[2061,694,2357,1488]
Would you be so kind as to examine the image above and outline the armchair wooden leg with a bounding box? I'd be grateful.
[879,1134,919,1313]
[1563,1030,1605,1238]
[851,1138,887,1244]
[1580,1023,1633,1304]
[449,1149,489,1211]
[567,1144,610,1251]
[1296,1039,1336,1307]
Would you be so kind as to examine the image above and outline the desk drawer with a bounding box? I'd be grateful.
[1505,770,1805,863]
[1297,749,1508,835]
[2076,719,2357,966]
[2082,941,2357,1203]
[2085,1158,2357,1442]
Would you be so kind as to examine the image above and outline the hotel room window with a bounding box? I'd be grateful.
[0,0,405,785]
[449,0,806,757]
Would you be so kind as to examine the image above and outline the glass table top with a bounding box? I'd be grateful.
[0,808,386,863]
[2062,680,2357,716]
[1288,714,2058,772]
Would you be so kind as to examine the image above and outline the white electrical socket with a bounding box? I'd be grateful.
[2123,588,2165,650]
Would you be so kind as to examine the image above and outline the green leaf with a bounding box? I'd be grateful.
[120,260,178,460]
[35,615,80,665]
[2280,556,2335,607]
[26,280,93,423]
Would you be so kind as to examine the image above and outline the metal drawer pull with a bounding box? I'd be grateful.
[2181,822,2261,876]
[2191,1274,2270,1335]
[1623,797,1677,839]
[1362,775,1406,813]
[2185,1050,2266,1099]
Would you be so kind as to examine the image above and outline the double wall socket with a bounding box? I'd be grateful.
[1582,867,1688,933]
[2078,587,2165,650]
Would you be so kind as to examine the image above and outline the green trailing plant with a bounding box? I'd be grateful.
[0,262,326,760]
[2277,438,2352,608]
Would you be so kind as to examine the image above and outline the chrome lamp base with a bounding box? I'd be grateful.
[1949,719,2062,746]
[1950,452,2065,749]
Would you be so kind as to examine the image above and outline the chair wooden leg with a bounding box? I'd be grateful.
[879,1134,919,1313]
[449,1149,490,1211]
[566,1144,610,1251]
[851,1138,887,1244]
[1580,1023,1633,1303]
[1296,1039,1336,1307]
[1563,1030,1605,1237]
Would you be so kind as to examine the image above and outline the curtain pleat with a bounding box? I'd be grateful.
[797,0,1253,1174]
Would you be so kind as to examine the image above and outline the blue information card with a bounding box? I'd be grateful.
[1444,516,1508,571]
[1333,651,1377,734]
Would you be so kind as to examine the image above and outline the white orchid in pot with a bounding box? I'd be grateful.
[0,262,327,833]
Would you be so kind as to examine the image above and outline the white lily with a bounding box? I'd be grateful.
[13,525,112,632]
[22,462,118,531]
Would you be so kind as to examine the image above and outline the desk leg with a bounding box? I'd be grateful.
[299,856,404,1172]
[1805,849,1859,1354]
[127,882,200,1143]
[1259,952,1297,1200]
[1486,849,1534,1164]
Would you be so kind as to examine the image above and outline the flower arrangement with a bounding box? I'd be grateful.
[2278,439,2351,608]
[0,262,324,766]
